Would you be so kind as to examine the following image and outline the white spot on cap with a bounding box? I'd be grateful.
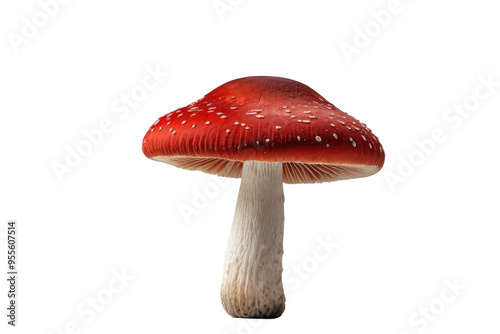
[159,127,162,131]
[172,130,177,135]
[303,110,311,114]
[181,120,187,124]
[150,128,154,132]
[220,115,227,119]
[205,121,210,125]
[177,113,183,117]
[153,119,160,125]
[245,127,250,130]
[303,120,311,124]
[284,110,291,113]
[226,129,230,133]
[256,115,265,119]
[265,139,270,142]
[216,112,223,115]
[369,143,373,149]
[256,141,260,145]
[167,121,171,125]
[275,126,282,130]
[241,123,246,126]
[326,144,330,147]
[169,128,173,132]
[234,122,239,125]
[297,136,301,141]
[192,125,196,128]
[230,107,238,109]
[333,133,338,139]
[315,136,322,142]
[330,124,335,127]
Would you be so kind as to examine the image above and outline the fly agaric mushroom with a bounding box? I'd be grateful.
[142,76,385,318]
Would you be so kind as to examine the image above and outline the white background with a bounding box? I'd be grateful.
[1,0,499,333]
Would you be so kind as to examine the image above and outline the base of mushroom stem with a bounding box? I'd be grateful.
[223,301,285,319]
[221,161,286,319]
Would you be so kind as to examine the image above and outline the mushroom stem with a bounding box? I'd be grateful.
[221,160,285,318]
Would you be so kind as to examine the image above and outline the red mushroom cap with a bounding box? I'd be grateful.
[142,76,384,184]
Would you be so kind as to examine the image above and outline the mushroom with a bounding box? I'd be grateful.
[142,76,385,318]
